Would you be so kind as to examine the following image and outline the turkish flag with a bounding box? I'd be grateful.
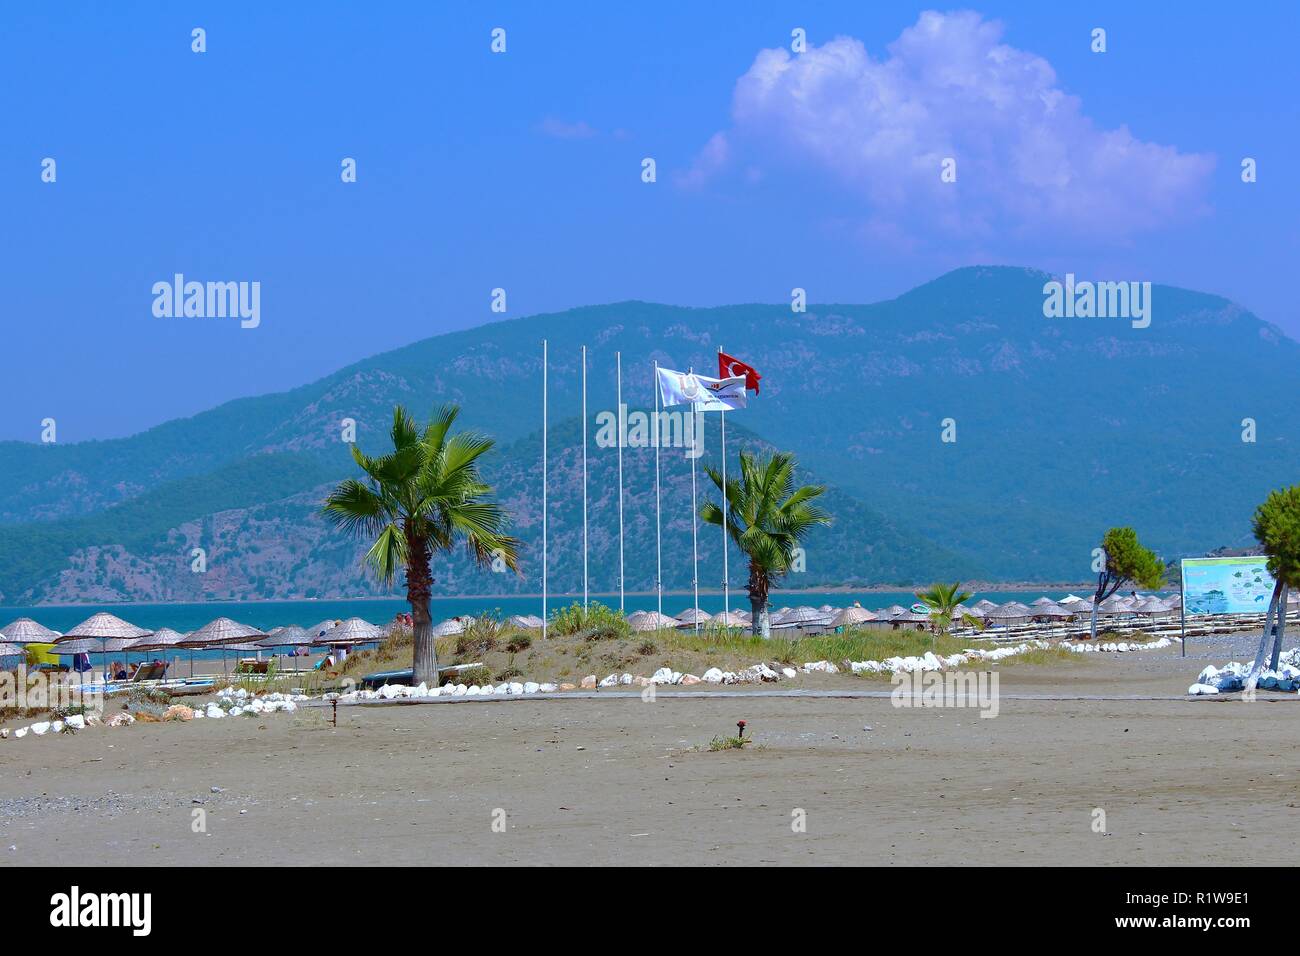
[718,351,761,393]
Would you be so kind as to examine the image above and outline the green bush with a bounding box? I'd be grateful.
[548,601,630,639]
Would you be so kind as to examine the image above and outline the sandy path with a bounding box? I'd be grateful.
[3,640,1299,866]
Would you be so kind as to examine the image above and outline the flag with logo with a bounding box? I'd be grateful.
[718,351,761,393]
[655,367,747,411]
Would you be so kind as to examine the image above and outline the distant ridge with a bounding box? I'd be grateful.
[1,265,1296,603]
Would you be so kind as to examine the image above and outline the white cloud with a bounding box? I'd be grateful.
[683,11,1215,240]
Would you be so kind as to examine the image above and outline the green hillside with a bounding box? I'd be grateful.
[2,264,1297,599]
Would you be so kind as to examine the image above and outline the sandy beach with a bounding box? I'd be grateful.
[2,630,1296,867]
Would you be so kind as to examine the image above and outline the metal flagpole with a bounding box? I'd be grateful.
[689,368,700,635]
[654,360,663,619]
[617,351,625,612]
[542,340,548,640]
[719,346,730,624]
[582,345,589,610]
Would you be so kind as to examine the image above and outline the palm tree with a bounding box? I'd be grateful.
[323,405,517,686]
[700,450,831,637]
[915,582,973,635]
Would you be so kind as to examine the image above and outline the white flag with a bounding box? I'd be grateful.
[655,368,747,411]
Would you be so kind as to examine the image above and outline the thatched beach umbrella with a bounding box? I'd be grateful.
[309,620,339,640]
[831,606,877,629]
[713,610,749,628]
[0,641,24,663]
[57,613,152,682]
[675,608,713,626]
[1033,602,1074,620]
[0,617,60,644]
[776,606,833,629]
[1097,595,1131,615]
[432,617,468,637]
[631,611,677,632]
[1031,596,1055,606]
[316,617,384,649]
[178,617,267,677]
[1133,596,1171,624]
[254,626,310,674]
[987,602,1032,623]
[973,599,1000,613]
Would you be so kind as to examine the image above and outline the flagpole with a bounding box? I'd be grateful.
[542,339,548,641]
[653,360,663,620]
[719,346,730,624]
[689,367,700,635]
[617,351,625,613]
[582,345,589,611]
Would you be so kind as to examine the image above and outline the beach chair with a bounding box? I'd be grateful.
[129,661,164,682]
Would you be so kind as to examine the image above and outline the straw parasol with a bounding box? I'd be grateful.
[316,617,384,646]
[880,604,909,618]
[675,608,713,626]
[1059,594,1085,605]
[1032,601,1074,619]
[56,613,152,680]
[179,617,266,647]
[0,617,60,644]
[178,618,268,677]
[309,620,340,640]
[1031,596,1055,606]
[1133,596,1171,621]
[1097,595,1132,615]
[0,641,24,660]
[706,610,741,628]
[775,606,833,628]
[831,606,877,628]
[630,611,677,632]
[432,617,468,637]
[986,601,1032,622]
[256,625,308,649]
[508,614,542,630]
[973,599,1000,613]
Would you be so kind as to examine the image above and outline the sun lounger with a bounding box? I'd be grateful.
[129,661,168,682]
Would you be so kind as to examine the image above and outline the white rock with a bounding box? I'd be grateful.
[30,722,50,736]
[523,681,540,694]
[701,667,726,684]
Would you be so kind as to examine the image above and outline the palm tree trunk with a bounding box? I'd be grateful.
[407,537,438,687]
[748,563,771,638]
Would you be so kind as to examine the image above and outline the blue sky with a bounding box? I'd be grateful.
[3,1,1296,441]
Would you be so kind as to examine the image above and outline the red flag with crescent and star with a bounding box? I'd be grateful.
[718,351,761,394]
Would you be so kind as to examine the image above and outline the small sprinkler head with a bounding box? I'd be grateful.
[737,719,746,738]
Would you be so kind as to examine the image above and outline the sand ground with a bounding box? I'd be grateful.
[2,632,1298,866]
